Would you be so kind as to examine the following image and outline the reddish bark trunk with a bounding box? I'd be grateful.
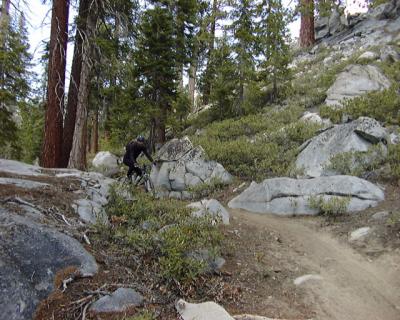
[61,0,90,167]
[300,0,315,48]
[41,0,69,168]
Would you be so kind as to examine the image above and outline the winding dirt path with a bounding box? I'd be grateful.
[230,209,400,320]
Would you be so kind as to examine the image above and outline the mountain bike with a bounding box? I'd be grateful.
[133,164,154,194]
[118,164,154,194]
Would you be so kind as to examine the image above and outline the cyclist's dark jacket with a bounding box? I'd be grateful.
[123,140,153,166]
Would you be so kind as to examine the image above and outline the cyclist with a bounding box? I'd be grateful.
[122,135,156,183]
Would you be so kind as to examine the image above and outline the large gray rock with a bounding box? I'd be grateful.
[0,159,43,176]
[157,136,193,161]
[151,137,232,197]
[0,177,50,189]
[295,117,388,178]
[72,199,106,224]
[325,65,391,107]
[91,151,120,177]
[228,175,384,216]
[0,209,98,320]
[90,288,144,313]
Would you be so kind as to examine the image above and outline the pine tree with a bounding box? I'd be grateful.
[230,0,257,115]
[0,5,32,157]
[41,0,69,168]
[209,33,237,120]
[299,0,315,47]
[135,3,178,149]
[68,1,98,170]
[257,0,291,101]
[61,0,90,167]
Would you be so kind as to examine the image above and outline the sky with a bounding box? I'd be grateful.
[25,0,366,81]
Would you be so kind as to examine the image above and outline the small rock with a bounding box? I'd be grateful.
[357,51,379,62]
[90,288,144,313]
[176,299,234,320]
[187,249,225,273]
[370,211,389,221]
[294,274,323,286]
[349,227,371,241]
[187,199,230,225]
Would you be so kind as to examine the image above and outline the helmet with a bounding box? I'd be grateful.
[137,135,145,143]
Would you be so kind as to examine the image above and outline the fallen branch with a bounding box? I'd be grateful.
[62,277,75,292]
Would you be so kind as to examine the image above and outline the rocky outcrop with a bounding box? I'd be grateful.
[0,208,98,320]
[228,175,384,216]
[295,117,388,178]
[92,151,120,177]
[325,65,391,107]
[151,137,232,199]
[0,160,115,320]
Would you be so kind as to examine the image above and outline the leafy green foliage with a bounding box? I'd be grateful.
[191,105,322,180]
[308,195,351,216]
[104,186,223,284]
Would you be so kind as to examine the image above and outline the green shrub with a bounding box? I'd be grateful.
[388,143,400,181]
[325,144,387,177]
[191,107,321,180]
[104,186,223,284]
[188,177,227,199]
[308,195,351,216]
[320,86,400,125]
[124,311,156,320]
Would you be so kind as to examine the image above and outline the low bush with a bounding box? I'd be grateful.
[320,86,400,125]
[104,186,223,284]
[325,144,387,177]
[191,106,321,180]
[308,195,351,216]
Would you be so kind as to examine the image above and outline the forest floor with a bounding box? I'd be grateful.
[2,168,399,320]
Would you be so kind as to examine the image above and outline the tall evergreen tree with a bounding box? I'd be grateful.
[68,1,98,169]
[41,0,69,168]
[230,0,257,115]
[135,3,178,149]
[299,0,315,47]
[61,0,90,167]
[257,0,291,101]
[0,5,32,157]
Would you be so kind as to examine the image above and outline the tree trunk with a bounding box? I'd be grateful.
[61,0,90,167]
[299,0,315,48]
[41,0,69,168]
[68,5,97,170]
[188,62,197,110]
[150,107,166,152]
[91,108,99,154]
[202,0,218,105]
[0,0,10,47]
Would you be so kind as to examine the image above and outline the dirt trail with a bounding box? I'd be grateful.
[230,209,400,320]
